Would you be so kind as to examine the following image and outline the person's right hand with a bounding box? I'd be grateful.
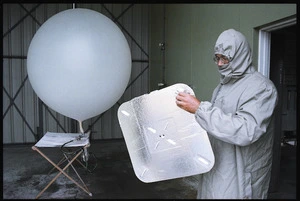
[176,92,201,114]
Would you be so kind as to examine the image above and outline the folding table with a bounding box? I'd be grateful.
[32,132,92,199]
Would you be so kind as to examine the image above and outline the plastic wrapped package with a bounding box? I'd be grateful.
[118,83,214,183]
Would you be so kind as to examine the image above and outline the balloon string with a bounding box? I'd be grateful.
[79,121,84,134]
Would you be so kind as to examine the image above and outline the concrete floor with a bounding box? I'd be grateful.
[3,139,199,199]
[3,138,296,199]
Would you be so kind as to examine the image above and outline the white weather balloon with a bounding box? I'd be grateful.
[27,8,132,122]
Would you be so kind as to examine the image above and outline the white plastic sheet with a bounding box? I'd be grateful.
[118,83,214,183]
[35,132,90,147]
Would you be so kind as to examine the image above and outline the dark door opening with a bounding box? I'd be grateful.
[268,25,297,197]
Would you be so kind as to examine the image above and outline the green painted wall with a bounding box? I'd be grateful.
[149,4,165,91]
[149,4,296,101]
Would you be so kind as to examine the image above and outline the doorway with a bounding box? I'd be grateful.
[268,25,297,197]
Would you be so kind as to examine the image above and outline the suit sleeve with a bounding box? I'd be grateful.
[195,82,278,146]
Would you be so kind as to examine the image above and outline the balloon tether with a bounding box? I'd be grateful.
[78,120,89,162]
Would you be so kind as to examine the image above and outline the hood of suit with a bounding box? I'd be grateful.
[214,29,253,84]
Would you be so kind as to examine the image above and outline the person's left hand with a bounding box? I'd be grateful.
[176,92,201,114]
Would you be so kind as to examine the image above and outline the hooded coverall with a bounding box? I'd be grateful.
[195,29,278,199]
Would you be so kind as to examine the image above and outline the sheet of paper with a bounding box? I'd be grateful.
[118,83,215,183]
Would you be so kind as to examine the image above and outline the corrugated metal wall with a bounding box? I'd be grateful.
[3,3,149,144]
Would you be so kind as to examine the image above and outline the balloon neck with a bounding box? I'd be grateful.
[78,121,84,134]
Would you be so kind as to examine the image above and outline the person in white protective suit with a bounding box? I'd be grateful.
[175,29,278,199]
